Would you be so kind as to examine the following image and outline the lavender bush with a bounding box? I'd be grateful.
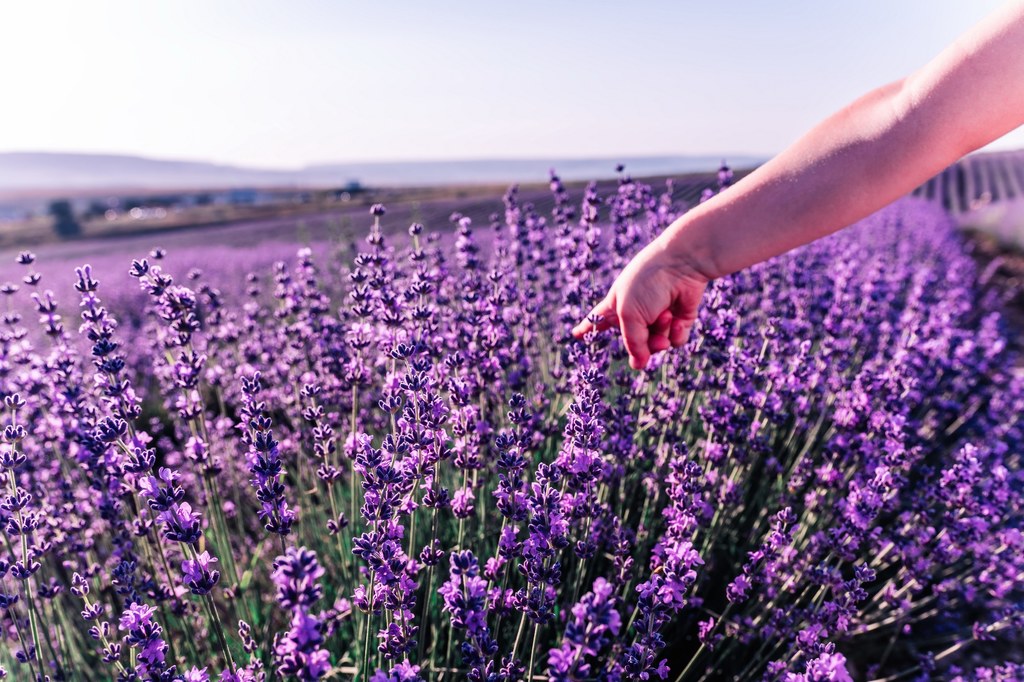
[0,170,1022,682]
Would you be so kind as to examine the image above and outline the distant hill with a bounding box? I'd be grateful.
[0,151,767,193]
[0,152,294,192]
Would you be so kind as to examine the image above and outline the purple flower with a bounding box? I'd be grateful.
[139,466,185,513]
[240,371,297,536]
[273,547,330,680]
[276,611,331,680]
[547,578,621,681]
[181,551,221,596]
[784,650,853,682]
[371,660,423,682]
[119,602,168,676]
[183,667,211,682]
[440,551,497,678]
[273,547,325,610]
[158,502,203,545]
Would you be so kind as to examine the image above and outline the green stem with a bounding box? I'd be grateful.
[526,622,540,681]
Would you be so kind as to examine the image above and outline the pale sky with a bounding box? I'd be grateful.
[0,1,1019,169]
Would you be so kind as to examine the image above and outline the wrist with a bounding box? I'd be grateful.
[653,212,723,282]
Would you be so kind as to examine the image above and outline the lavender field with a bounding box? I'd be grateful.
[1,171,1022,682]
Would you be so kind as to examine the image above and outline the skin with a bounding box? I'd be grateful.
[572,1,1024,370]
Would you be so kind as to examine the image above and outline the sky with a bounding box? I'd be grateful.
[0,0,1020,169]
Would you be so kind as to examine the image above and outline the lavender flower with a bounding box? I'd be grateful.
[182,551,221,596]
[272,546,330,680]
[547,578,621,681]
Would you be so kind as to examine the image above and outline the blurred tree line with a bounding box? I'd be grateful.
[48,199,81,238]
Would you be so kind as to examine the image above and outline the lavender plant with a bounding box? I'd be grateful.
[0,170,1021,682]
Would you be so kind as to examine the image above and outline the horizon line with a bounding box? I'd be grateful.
[0,149,774,171]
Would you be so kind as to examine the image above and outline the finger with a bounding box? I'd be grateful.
[650,310,672,337]
[572,295,617,338]
[670,317,692,347]
[573,311,619,339]
[620,314,651,370]
[648,310,673,355]
[649,334,672,353]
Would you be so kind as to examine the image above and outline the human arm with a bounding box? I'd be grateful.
[572,1,1024,369]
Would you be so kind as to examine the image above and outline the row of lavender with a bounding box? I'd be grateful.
[911,148,1024,214]
[1,170,1022,682]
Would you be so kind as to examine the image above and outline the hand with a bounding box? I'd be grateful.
[571,234,711,370]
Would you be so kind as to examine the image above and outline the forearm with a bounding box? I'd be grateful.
[658,1,1024,280]
[659,78,931,278]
